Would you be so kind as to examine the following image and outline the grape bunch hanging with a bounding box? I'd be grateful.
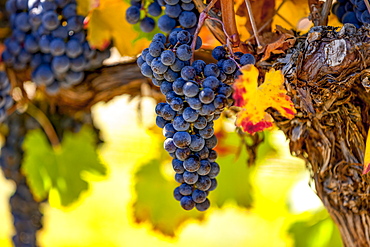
[136,6,256,210]
[2,0,110,94]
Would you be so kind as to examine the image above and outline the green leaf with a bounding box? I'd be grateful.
[133,158,204,236]
[288,209,343,247]
[22,126,107,207]
[210,131,254,208]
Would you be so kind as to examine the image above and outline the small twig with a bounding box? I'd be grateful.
[191,11,209,63]
[319,0,333,26]
[26,102,60,148]
[220,0,240,46]
[365,0,370,14]
[244,0,262,48]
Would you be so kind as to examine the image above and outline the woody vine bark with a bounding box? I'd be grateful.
[272,24,370,247]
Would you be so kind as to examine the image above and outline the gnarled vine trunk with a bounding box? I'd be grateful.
[273,24,370,247]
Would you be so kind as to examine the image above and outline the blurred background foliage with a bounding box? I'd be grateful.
[0,94,342,247]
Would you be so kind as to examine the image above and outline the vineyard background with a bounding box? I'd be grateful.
[0,95,341,247]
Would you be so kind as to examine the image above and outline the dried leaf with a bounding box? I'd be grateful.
[260,27,296,61]
[233,65,296,134]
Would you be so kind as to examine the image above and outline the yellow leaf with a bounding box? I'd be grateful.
[363,130,370,174]
[86,0,150,56]
[233,65,296,134]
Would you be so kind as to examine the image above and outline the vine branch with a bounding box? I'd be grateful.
[244,0,262,48]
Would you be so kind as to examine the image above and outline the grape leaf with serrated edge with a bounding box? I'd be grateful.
[22,126,106,207]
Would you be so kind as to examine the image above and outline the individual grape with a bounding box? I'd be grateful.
[183,171,198,184]
[195,198,210,211]
[222,59,237,74]
[173,78,186,95]
[62,3,77,18]
[182,107,198,122]
[189,134,205,152]
[181,66,196,80]
[158,15,177,33]
[15,12,31,32]
[160,80,173,95]
[163,68,179,82]
[199,88,215,104]
[140,62,153,78]
[152,33,167,44]
[161,104,176,120]
[151,57,169,74]
[33,64,54,86]
[183,81,199,97]
[240,53,256,65]
[146,53,155,66]
[199,123,214,139]
[177,30,191,44]
[208,178,217,191]
[178,11,197,28]
[173,131,191,148]
[180,196,195,210]
[192,60,206,74]
[52,55,70,73]
[208,162,220,179]
[149,41,165,57]
[198,147,209,160]
[195,175,211,191]
[170,58,186,72]
[24,35,39,53]
[204,63,220,77]
[164,138,177,153]
[70,55,86,72]
[50,38,66,56]
[148,1,162,16]
[141,17,156,32]
[183,155,200,172]
[197,159,211,175]
[173,115,190,131]
[203,76,220,90]
[125,6,141,24]
[179,183,193,195]
[175,173,185,183]
[172,159,185,173]
[205,135,218,149]
[208,150,217,162]
[67,16,84,32]
[192,189,207,203]
[65,71,84,85]
[66,39,83,58]
[161,50,176,66]
[176,44,192,61]
[174,187,183,201]
[42,11,60,30]
[212,46,227,60]
[156,116,167,128]
[193,116,207,130]
[198,103,216,116]
[169,97,184,111]
[166,4,182,18]
[186,96,202,110]
[175,147,191,161]
[181,2,195,11]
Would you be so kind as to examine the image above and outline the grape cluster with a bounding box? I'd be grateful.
[332,0,370,27]
[2,0,110,94]
[0,72,14,122]
[125,0,199,34]
[138,29,256,210]
[0,114,43,247]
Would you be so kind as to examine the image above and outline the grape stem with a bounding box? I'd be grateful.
[365,0,370,14]
[318,0,332,26]
[244,0,262,48]
[26,103,61,148]
[190,0,220,63]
